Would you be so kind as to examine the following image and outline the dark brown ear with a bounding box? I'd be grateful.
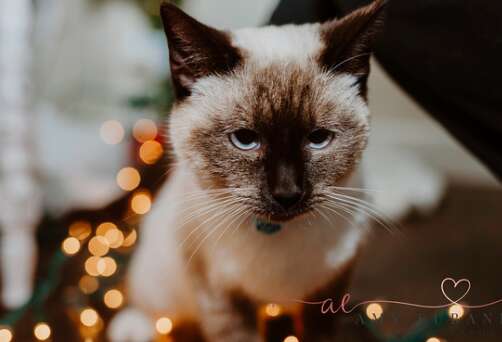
[320,0,387,94]
[160,2,242,99]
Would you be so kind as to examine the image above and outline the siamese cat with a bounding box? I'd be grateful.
[110,1,387,341]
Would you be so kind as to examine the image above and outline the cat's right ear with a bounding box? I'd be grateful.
[160,2,242,99]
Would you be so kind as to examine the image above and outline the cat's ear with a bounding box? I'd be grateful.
[319,0,387,91]
[160,2,242,99]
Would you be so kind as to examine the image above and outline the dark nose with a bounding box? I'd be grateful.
[272,189,303,210]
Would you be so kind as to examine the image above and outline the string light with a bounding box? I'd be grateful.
[0,327,12,342]
[104,289,124,309]
[80,308,99,327]
[62,237,81,255]
[366,303,384,320]
[448,304,465,320]
[155,317,173,335]
[33,323,51,341]
[68,221,92,240]
[96,222,116,236]
[116,167,141,191]
[284,336,299,342]
[79,275,99,295]
[88,236,110,257]
[122,229,137,247]
[100,120,125,145]
[139,140,163,165]
[133,119,158,143]
[131,191,152,215]
[265,304,282,317]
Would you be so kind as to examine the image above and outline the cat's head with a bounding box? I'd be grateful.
[161,1,385,221]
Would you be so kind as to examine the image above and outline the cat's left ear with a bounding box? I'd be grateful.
[160,2,242,99]
[320,0,387,91]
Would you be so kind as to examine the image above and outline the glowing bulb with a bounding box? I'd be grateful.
[122,229,137,247]
[116,167,141,191]
[131,191,152,215]
[80,308,99,327]
[139,140,164,165]
[449,304,465,320]
[100,120,124,145]
[0,327,13,342]
[33,323,51,341]
[79,275,99,294]
[265,304,282,317]
[426,338,441,342]
[104,289,124,309]
[284,336,299,342]
[88,236,110,257]
[85,256,101,276]
[68,221,92,240]
[366,303,384,320]
[97,257,117,277]
[133,119,158,143]
[62,237,81,255]
[155,317,173,335]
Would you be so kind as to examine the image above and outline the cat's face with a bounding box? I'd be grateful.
[161,1,385,221]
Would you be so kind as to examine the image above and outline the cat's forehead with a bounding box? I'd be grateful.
[232,23,323,64]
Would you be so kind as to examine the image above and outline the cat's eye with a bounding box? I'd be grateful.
[307,129,335,150]
[230,129,261,151]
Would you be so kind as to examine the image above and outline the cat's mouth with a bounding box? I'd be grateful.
[255,207,312,222]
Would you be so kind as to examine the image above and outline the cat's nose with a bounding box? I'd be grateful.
[272,189,304,210]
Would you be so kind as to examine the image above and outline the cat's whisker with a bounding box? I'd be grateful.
[210,206,250,254]
[325,191,401,233]
[176,196,239,231]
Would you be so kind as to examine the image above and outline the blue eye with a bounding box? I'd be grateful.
[230,129,261,151]
[307,129,334,150]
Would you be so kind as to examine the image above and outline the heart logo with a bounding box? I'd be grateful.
[441,277,471,304]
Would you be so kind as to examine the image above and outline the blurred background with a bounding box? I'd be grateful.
[0,0,500,341]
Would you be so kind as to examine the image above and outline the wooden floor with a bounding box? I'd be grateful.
[1,184,501,341]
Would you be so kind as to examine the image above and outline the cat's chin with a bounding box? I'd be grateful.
[256,208,313,223]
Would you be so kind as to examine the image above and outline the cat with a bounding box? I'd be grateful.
[109,1,387,341]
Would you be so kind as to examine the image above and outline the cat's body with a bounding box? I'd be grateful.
[110,2,386,341]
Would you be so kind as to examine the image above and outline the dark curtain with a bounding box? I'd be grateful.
[271,0,502,180]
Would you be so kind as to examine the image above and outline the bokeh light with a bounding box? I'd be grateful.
[284,336,299,342]
[139,140,163,165]
[449,304,465,320]
[79,275,99,295]
[68,221,92,241]
[80,308,99,327]
[33,323,51,341]
[122,229,137,247]
[426,338,442,342]
[104,289,124,309]
[116,167,141,191]
[62,237,81,255]
[133,119,158,143]
[100,120,124,145]
[84,257,101,277]
[155,317,173,335]
[104,228,124,248]
[0,327,13,342]
[366,303,384,320]
[97,257,117,277]
[265,304,282,317]
[88,236,109,257]
[131,191,152,215]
